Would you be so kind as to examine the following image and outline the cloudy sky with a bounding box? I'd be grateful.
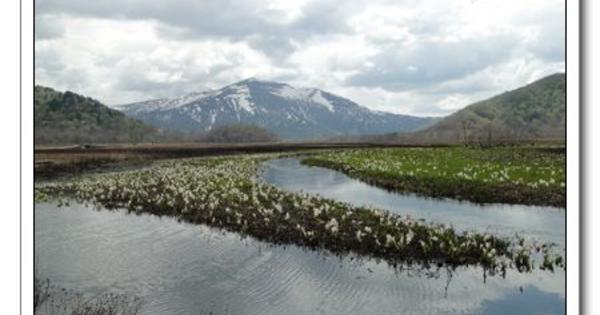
[35,0,565,116]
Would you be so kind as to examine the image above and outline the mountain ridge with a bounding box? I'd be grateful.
[117,79,438,139]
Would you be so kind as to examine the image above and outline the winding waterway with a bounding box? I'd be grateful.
[262,158,566,246]
[35,158,565,315]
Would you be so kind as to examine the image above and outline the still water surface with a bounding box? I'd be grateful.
[262,159,565,246]
[35,158,565,315]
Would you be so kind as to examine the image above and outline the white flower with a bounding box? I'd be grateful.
[406,230,414,244]
[356,230,363,242]
[325,218,339,234]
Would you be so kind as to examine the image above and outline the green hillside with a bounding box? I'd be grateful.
[35,86,157,145]
[415,73,565,144]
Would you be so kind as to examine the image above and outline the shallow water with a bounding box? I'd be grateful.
[35,158,566,315]
[262,158,566,246]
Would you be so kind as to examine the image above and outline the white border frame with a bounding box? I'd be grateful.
[581,0,598,313]
[22,0,34,314]
[566,0,580,314]
[1,0,22,313]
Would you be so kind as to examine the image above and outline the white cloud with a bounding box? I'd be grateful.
[35,0,565,116]
[36,17,277,104]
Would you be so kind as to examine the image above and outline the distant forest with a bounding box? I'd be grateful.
[196,124,279,143]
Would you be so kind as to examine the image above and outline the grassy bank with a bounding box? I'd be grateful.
[302,147,565,207]
[35,155,564,274]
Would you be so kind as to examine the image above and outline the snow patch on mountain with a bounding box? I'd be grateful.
[310,90,335,112]
[162,91,211,110]
[209,111,217,127]
[271,85,311,100]
[225,84,256,114]
[271,85,334,112]
[116,90,215,114]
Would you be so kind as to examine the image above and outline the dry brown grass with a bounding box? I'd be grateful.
[34,142,418,180]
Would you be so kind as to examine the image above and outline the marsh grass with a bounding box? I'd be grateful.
[302,147,565,207]
[35,154,565,276]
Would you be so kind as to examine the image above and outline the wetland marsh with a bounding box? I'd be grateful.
[35,147,566,314]
[302,147,565,207]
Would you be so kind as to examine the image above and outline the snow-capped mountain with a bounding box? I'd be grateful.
[116,78,436,139]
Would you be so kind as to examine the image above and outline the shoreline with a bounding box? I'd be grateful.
[35,154,565,274]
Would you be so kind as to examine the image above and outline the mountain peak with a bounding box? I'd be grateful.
[235,77,274,85]
[117,78,436,139]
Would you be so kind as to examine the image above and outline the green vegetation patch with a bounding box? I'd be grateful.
[35,155,564,275]
[302,147,565,207]
[415,73,565,144]
[35,85,164,145]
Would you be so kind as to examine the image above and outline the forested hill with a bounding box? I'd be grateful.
[35,86,158,145]
[413,73,565,144]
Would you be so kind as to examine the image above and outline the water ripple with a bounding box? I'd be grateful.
[35,169,565,315]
